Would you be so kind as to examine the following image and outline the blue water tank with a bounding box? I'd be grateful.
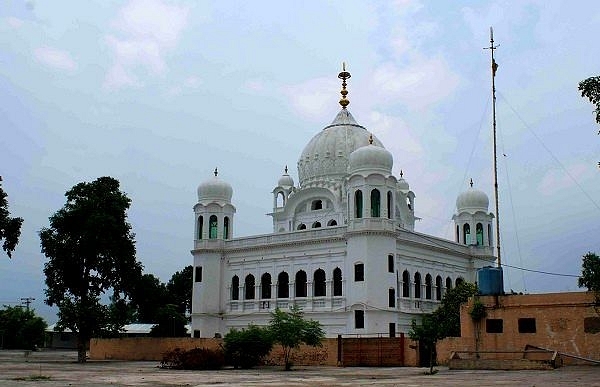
[478,266,504,295]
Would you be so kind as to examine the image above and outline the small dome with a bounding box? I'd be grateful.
[197,171,233,203]
[347,138,393,175]
[277,167,294,187]
[397,177,409,191]
[456,184,489,213]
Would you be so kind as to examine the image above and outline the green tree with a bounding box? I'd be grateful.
[408,314,440,374]
[579,76,600,132]
[39,176,143,362]
[130,273,169,323]
[223,325,273,369]
[269,305,324,371]
[408,282,478,371]
[149,304,188,337]
[434,282,478,338]
[0,306,47,350]
[166,265,193,316]
[0,177,24,258]
[578,252,600,306]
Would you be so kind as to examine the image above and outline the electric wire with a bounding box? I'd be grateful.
[498,92,600,212]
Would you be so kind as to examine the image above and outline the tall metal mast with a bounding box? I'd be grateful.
[485,27,502,267]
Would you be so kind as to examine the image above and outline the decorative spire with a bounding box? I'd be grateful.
[400,170,403,178]
[368,134,373,145]
[338,62,351,109]
[284,165,288,174]
[214,168,218,177]
[469,178,473,187]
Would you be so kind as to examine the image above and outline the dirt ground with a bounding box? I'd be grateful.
[0,350,599,386]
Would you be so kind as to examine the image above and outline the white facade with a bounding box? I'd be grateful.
[191,72,495,338]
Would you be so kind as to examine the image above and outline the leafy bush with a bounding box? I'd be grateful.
[223,325,273,369]
[160,347,224,370]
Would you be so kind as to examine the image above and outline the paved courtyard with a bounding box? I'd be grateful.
[0,350,598,386]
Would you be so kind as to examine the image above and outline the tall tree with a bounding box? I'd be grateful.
[166,265,193,316]
[0,177,24,258]
[578,76,600,132]
[40,176,142,362]
[578,252,600,306]
[130,273,169,323]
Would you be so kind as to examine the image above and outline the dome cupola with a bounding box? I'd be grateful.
[197,168,233,203]
[297,64,385,185]
[456,179,489,213]
[348,134,393,175]
[277,166,294,188]
[397,170,410,190]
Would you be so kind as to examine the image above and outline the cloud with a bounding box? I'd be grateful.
[538,162,590,196]
[167,76,203,96]
[5,17,24,29]
[34,46,77,72]
[368,57,460,111]
[283,77,339,123]
[104,0,190,90]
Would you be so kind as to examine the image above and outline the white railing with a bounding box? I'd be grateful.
[227,296,347,313]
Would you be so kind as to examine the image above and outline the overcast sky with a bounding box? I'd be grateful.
[1,1,599,323]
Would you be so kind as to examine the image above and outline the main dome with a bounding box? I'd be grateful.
[456,186,489,213]
[297,109,384,186]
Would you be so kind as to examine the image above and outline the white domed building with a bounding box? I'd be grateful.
[190,68,495,338]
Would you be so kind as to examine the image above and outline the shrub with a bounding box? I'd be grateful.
[160,347,225,370]
[223,325,273,369]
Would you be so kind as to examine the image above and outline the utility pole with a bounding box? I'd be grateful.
[20,297,35,311]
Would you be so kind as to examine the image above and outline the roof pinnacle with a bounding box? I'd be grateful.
[338,62,351,109]
[214,168,218,177]
[469,178,473,187]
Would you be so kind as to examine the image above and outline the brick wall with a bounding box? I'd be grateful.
[437,291,600,365]
[90,336,420,366]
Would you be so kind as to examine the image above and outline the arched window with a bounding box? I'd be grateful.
[245,274,255,300]
[488,224,492,246]
[197,216,203,239]
[261,273,271,299]
[333,268,342,296]
[414,272,422,299]
[295,270,307,298]
[388,288,396,307]
[311,200,323,210]
[446,277,452,291]
[312,221,321,228]
[297,223,306,230]
[276,191,285,207]
[402,270,410,298]
[463,223,470,245]
[371,189,381,217]
[476,223,483,246]
[436,275,442,301]
[355,190,363,218]
[455,225,459,243]
[425,274,432,300]
[387,191,393,219]
[209,215,218,239]
[327,219,337,226]
[456,277,464,287]
[223,216,230,239]
[277,272,289,298]
[313,269,326,297]
[231,275,239,300]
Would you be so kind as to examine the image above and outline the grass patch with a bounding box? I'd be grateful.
[12,375,52,381]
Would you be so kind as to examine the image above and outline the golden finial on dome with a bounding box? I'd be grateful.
[338,62,351,109]
[214,168,218,177]
[368,134,373,145]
